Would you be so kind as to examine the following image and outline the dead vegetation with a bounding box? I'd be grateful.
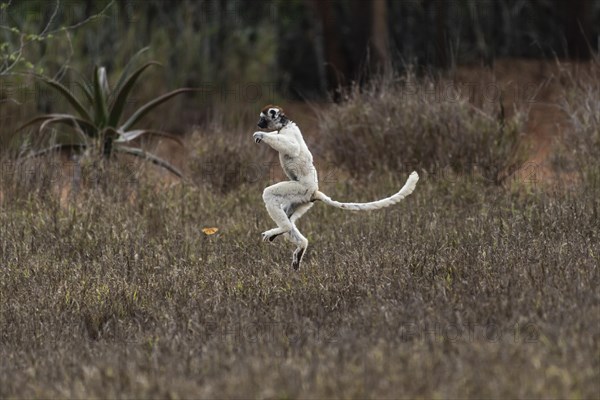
[0,67,599,398]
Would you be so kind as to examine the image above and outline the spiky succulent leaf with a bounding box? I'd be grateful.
[92,66,109,127]
[39,77,93,122]
[18,114,98,137]
[74,80,94,106]
[119,88,194,131]
[108,62,160,127]
[115,129,184,146]
[64,67,94,103]
[98,67,110,98]
[115,145,183,177]
[112,47,150,97]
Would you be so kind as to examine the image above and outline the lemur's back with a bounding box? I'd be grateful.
[278,123,318,188]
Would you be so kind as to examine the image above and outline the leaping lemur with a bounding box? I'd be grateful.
[253,105,419,270]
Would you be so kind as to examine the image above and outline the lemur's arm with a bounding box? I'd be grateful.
[253,131,300,156]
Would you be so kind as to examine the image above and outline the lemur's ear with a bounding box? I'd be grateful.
[262,105,285,118]
[262,104,277,115]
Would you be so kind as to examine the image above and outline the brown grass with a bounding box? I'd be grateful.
[316,72,528,185]
[0,70,599,399]
[559,59,600,189]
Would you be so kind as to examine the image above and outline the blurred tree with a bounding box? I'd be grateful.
[1,0,600,108]
[308,0,348,94]
[562,0,593,60]
[0,0,114,76]
[371,0,390,72]
[435,0,448,68]
[308,0,391,97]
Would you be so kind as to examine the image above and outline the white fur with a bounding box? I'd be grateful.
[254,108,419,269]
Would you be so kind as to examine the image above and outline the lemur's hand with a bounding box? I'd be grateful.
[253,132,264,144]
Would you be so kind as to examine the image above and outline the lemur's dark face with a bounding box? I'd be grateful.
[257,105,287,130]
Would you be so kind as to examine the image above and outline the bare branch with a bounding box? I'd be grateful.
[53,29,73,81]
[39,0,61,36]
[0,98,23,105]
[44,0,115,38]
[0,0,115,76]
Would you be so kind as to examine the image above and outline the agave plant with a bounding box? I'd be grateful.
[19,53,191,177]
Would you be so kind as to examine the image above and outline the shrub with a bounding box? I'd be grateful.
[316,73,527,184]
[560,61,600,187]
[188,126,272,194]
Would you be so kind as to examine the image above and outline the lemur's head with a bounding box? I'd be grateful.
[257,105,289,130]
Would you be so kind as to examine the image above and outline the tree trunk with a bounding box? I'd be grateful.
[435,0,448,68]
[564,0,592,60]
[371,0,391,73]
[308,0,349,96]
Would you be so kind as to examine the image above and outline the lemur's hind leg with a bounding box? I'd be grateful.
[261,182,313,268]
[261,201,309,269]
[261,181,312,241]
[267,202,314,242]
[290,202,314,224]
[290,229,308,270]
[262,202,299,242]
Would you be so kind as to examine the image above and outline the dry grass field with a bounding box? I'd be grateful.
[0,62,599,398]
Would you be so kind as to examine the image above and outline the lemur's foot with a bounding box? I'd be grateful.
[262,232,281,242]
[262,229,285,242]
[292,247,306,270]
[269,233,284,242]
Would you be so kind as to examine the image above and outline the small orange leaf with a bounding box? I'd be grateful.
[202,227,219,235]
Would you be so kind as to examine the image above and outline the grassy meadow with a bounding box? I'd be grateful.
[0,67,599,398]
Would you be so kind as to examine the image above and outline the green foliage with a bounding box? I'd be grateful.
[19,53,193,177]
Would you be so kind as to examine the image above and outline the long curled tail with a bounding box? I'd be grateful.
[313,171,419,211]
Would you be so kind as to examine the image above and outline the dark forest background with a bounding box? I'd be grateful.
[1,0,599,101]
